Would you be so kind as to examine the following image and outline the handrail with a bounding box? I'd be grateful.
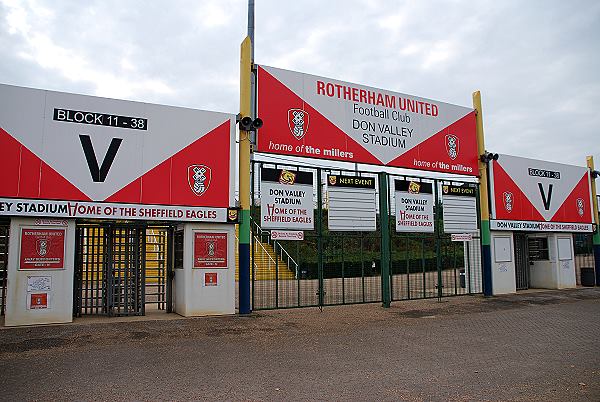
[250,217,299,279]
[275,241,299,279]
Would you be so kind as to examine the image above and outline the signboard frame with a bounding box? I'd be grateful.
[0,83,237,222]
[260,167,315,230]
[19,227,66,270]
[256,65,478,176]
[193,232,228,269]
[489,154,593,232]
[327,174,377,232]
[394,179,435,233]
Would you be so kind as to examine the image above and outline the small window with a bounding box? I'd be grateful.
[528,237,549,261]
[174,230,184,269]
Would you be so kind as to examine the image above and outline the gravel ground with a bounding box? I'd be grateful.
[0,288,599,401]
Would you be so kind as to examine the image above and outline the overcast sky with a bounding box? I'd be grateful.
[1,0,599,168]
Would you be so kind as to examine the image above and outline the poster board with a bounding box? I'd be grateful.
[394,180,434,233]
[557,237,573,261]
[493,236,512,263]
[0,83,236,222]
[256,65,478,175]
[193,232,228,269]
[442,184,478,233]
[19,228,66,270]
[260,168,314,230]
[490,154,592,232]
[327,174,376,231]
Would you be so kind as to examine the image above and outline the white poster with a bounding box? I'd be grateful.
[442,184,478,233]
[327,174,376,231]
[27,276,52,292]
[395,180,434,233]
[260,168,314,230]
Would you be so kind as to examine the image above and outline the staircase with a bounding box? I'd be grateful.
[235,224,297,281]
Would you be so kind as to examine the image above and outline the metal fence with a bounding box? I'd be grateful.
[574,233,595,285]
[246,161,483,310]
[0,220,9,316]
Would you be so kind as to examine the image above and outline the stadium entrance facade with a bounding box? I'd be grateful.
[0,84,238,326]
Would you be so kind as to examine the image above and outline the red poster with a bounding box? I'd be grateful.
[30,293,48,309]
[205,272,218,286]
[20,228,65,269]
[193,232,228,268]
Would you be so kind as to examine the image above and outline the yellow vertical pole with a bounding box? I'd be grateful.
[473,91,493,296]
[586,156,600,285]
[239,36,252,313]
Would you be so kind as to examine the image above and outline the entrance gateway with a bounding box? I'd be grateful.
[489,154,594,293]
[0,84,238,326]
[245,65,485,310]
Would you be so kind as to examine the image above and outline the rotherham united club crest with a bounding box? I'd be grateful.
[576,198,585,217]
[288,109,309,140]
[188,164,212,196]
[503,191,513,212]
[36,238,49,257]
[445,134,459,160]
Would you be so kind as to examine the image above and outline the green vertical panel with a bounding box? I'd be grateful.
[435,181,442,300]
[378,172,391,308]
[316,168,324,307]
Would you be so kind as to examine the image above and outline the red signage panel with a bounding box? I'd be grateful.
[193,232,228,268]
[30,293,49,309]
[490,154,593,232]
[204,272,218,286]
[20,228,65,269]
[0,84,236,222]
[256,65,478,175]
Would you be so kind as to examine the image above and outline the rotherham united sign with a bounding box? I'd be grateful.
[490,154,593,232]
[0,84,235,222]
[257,65,478,175]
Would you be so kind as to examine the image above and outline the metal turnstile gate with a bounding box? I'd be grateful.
[74,223,171,317]
[514,233,529,290]
[106,226,146,316]
[0,222,9,316]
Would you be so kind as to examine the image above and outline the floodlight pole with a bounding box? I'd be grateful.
[238,1,255,315]
[473,91,493,297]
[586,156,600,285]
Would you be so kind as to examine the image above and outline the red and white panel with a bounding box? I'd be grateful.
[256,65,478,176]
[490,154,593,232]
[0,84,235,222]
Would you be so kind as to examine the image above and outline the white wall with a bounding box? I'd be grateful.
[173,223,235,317]
[490,231,516,295]
[556,235,576,289]
[5,218,75,326]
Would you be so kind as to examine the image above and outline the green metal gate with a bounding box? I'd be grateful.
[389,176,483,300]
[247,161,483,310]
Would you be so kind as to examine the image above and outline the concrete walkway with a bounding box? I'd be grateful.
[1,288,599,401]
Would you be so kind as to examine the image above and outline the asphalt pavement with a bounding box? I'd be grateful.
[1,288,599,401]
